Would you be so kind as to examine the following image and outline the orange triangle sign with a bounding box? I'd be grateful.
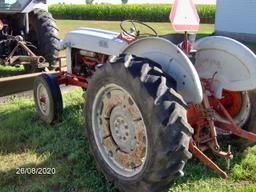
[170,0,200,32]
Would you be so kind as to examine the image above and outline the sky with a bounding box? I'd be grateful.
[48,0,216,4]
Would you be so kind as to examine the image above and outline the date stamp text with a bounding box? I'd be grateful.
[16,167,56,175]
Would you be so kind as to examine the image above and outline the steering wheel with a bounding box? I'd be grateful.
[120,20,158,38]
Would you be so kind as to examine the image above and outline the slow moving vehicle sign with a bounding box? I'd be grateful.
[170,0,200,32]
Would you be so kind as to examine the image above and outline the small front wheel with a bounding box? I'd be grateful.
[33,74,63,124]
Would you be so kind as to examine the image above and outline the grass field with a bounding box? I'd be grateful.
[1,90,256,192]
[56,20,214,39]
[1,20,256,192]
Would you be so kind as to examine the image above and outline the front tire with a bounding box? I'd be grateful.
[85,55,193,192]
[33,74,63,124]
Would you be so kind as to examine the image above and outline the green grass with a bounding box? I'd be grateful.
[0,89,116,192]
[56,20,214,39]
[1,89,256,191]
[0,65,25,78]
[49,4,216,24]
[245,42,256,53]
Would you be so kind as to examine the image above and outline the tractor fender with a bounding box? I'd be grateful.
[123,37,203,104]
[193,36,256,98]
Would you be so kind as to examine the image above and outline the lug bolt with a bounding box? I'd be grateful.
[131,162,136,169]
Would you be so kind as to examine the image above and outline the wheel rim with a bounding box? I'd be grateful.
[92,84,148,177]
[37,83,50,116]
[212,90,242,117]
[213,91,251,127]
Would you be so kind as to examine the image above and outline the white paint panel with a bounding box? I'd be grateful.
[63,28,128,56]
[194,36,256,98]
[124,37,203,104]
[215,0,256,34]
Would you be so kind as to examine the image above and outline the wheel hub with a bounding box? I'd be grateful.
[110,106,136,153]
[92,84,148,177]
[214,90,242,117]
[37,83,50,115]
[208,90,251,135]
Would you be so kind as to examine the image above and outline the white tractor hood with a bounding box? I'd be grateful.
[60,28,128,56]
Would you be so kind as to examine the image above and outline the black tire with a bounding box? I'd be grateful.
[33,74,63,124]
[233,90,256,150]
[29,9,59,67]
[85,55,193,192]
[23,64,44,74]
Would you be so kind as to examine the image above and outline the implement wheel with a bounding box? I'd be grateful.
[33,74,63,124]
[85,55,193,192]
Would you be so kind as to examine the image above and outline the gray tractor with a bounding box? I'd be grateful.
[33,19,256,191]
[0,0,59,72]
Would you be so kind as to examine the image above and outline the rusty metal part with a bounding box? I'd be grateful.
[188,93,234,176]
[188,77,256,179]
[208,142,233,159]
[36,83,50,116]
[189,140,228,179]
[56,72,87,89]
[3,35,47,69]
[215,121,256,141]
[213,97,256,141]
[207,91,256,141]
[7,55,46,66]
[202,93,220,150]
[209,90,243,118]
[92,84,147,177]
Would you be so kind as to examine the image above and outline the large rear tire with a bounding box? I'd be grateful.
[29,9,59,67]
[85,55,193,192]
[234,90,256,150]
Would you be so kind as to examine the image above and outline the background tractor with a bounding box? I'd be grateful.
[33,1,256,192]
[0,0,59,72]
